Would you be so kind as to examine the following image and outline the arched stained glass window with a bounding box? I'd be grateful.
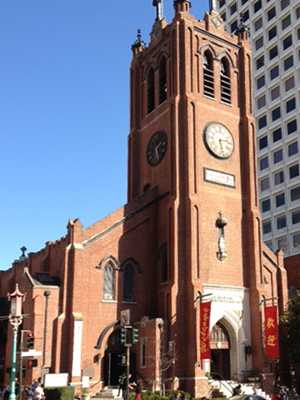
[124,263,135,302]
[104,261,115,300]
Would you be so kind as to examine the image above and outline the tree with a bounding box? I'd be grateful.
[280,291,300,363]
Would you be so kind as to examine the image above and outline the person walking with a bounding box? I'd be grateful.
[134,380,142,400]
[33,384,44,400]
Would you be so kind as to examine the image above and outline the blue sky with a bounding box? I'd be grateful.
[0,1,209,270]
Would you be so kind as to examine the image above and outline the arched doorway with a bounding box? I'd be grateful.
[210,321,230,380]
[103,329,136,386]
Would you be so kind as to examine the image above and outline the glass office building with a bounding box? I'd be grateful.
[216,0,300,256]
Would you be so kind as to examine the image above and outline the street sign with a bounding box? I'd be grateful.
[21,350,42,357]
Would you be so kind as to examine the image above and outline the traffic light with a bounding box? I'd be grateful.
[119,328,126,345]
[131,328,138,344]
[117,354,126,366]
[26,332,34,349]
[27,359,38,369]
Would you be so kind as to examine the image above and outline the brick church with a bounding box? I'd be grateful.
[0,1,289,397]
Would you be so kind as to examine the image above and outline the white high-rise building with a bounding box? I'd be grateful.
[216,0,300,256]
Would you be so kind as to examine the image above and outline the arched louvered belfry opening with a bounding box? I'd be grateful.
[203,50,214,98]
[147,67,155,113]
[159,56,167,104]
[220,57,231,104]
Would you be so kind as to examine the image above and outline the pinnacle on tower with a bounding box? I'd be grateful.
[152,0,163,20]
[173,0,191,14]
[131,29,145,55]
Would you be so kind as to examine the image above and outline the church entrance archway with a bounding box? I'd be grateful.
[103,329,136,386]
[210,321,231,380]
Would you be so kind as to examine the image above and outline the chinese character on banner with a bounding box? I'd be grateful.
[265,305,279,359]
[200,302,211,360]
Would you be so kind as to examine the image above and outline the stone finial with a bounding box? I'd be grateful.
[131,29,146,55]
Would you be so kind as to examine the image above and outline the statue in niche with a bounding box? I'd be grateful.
[216,211,228,261]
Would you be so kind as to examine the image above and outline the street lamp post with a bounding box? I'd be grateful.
[42,291,51,381]
[7,284,26,400]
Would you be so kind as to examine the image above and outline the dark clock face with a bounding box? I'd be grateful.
[146,131,167,166]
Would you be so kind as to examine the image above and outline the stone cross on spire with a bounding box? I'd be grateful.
[209,0,218,12]
[152,0,163,20]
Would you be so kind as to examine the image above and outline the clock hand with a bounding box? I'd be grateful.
[155,147,159,159]
[219,139,225,154]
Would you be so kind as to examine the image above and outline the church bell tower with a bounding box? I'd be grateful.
[127,1,286,396]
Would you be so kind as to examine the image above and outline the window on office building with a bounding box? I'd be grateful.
[256,37,264,51]
[287,120,297,135]
[271,86,280,101]
[289,164,299,179]
[256,55,264,70]
[259,136,268,150]
[274,149,283,163]
[254,0,262,13]
[286,98,296,113]
[242,0,248,4]
[292,210,300,225]
[260,156,269,170]
[270,66,279,80]
[281,0,290,10]
[262,198,271,212]
[291,186,300,202]
[255,17,263,31]
[266,242,273,251]
[243,10,249,21]
[257,95,266,109]
[288,142,299,156]
[259,115,267,129]
[277,216,287,230]
[278,238,287,251]
[284,55,294,71]
[293,233,300,248]
[269,46,278,60]
[257,75,265,89]
[283,35,292,51]
[230,3,237,15]
[268,7,276,20]
[220,12,226,21]
[219,0,225,7]
[282,15,291,30]
[296,6,300,19]
[268,26,277,41]
[273,128,282,142]
[263,220,272,234]
[261,177,270,192]
[231,20,238,33]
[276,193,285,207]
[274,170,284,185]
[272,107,281,122]
[285,76,295,92]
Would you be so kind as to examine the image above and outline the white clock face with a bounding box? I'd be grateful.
[204,123,234,159]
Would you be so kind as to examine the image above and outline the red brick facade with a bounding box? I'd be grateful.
[0,3,288,398]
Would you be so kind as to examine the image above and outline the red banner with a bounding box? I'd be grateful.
[200,302,211,360]
[265,305,279,359]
